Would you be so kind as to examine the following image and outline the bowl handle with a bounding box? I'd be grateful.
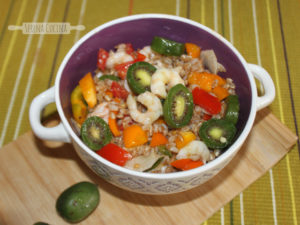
[29,87,71,143]
[247,63,276,111]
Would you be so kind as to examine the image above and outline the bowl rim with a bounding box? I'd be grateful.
[55,13,257,180]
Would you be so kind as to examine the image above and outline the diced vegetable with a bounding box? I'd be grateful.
[99,74,120,81]
[203,113,212,121]
[224,95,240,125]
[188,72,226,92]
[71,85,87,124]
[115,61,135,79]
[108,117,121,137]
[96,143,132,166]
[185,43,201,58]
[125,43,134,55]
[79,72,97,108]
[181,160,204,170]
[199,118,236,149]
[158,145,172,158]
[113,97,121,103]
[136,52,146,61]
[123,125,148,148]
[155,118,166,124]
[97,48,109,71]
[105,90,113,99]
[175,131,196,149]
[71,85,86,105]
[114,44,148,79]
[111,81,129,100]
[72,103,87,125]
[171,158,190,169]
[150,132,168,147]
[151,36,185,56]
[171,158,204,171]
[212,85,229,100]
[192,87,221,115]
[143,157,164,172]
[80,116,112,150]
[125,44,147,61]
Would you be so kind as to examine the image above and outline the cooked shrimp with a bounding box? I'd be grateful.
[127,91,163,125]
[106,44,134,69]
[89,102,109,122]
[150,68,185,98]
[139,46,153,60]
[176,140,210,163]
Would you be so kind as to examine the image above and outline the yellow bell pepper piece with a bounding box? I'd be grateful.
[71,85,87,124]
[175,131,196,149]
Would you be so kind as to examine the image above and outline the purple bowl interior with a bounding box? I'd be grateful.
[60,17,251,144]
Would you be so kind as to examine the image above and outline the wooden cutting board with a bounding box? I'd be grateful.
[0,108,297,225]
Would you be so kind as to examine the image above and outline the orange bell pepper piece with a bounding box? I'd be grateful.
[212,85,229,101]
[185,43,201,58]
[79,72,97,108]
[150,132,168,147]
[108,117,121,137]
[123,125,148,148]
[188,72,226,92]
[105,90,113,99]
[171,158,204,170]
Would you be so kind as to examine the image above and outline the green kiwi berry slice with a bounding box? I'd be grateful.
[126,61,156,94]
[199,118,237,149]
[80,116,112,151]
[163,84,194,128]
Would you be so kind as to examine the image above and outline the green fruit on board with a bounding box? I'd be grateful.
[56,181,100,223]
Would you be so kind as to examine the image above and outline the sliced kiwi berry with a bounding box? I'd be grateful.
[224,95,240,125]
[127,61,156,94]
[163,84,194,128]
[99,74,120,81]
[199,118,237,149]
[80,116,112,151]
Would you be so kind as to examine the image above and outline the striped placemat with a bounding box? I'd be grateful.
[0,0,299,224]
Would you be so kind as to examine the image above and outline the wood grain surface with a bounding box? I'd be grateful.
[0,108,297,225]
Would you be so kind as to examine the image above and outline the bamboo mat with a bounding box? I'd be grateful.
[0,0,299,224]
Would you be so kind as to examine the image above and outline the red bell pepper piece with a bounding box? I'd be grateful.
[111,81,129,100]
[97,48,109,71]
[192,87,222,115]
[125,43,134,55]
[96,143,132,166]
[114,54,146,79]
[203,113,212,121]
[114,61,134,79]
[135,52,146,61]
[114,44,146,79]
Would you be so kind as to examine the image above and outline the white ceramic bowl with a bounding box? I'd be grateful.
[29,14,275,194]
